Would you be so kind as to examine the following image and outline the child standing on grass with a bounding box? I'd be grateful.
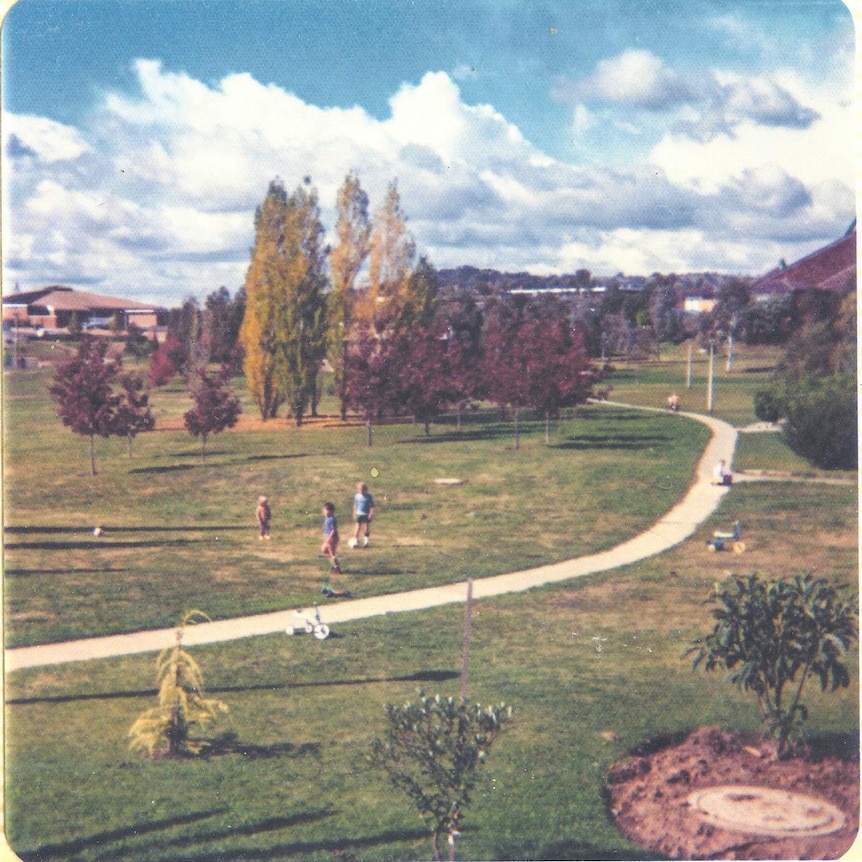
[352,481,375,548]
[256,495,272,539]
[321,502,342,576]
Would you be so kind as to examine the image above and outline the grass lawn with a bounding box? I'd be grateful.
[4,367,711,647]
[3,343,858,861]
[5,482,857,861]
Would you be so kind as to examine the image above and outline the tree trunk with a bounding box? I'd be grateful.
[366,418,373,447]
[89,434,97,475]
[545,411,551,444]
[514,406,520,451]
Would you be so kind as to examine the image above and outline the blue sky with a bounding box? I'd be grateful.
[1,0,856,305]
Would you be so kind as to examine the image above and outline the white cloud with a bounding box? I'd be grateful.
[2,56,854,305]
[2,113,92,162]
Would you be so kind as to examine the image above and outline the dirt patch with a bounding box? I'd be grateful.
[606,726,859,859]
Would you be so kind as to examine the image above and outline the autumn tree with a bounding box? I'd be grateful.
[393,324,469,435]
[364,180,416,329]
[49,336,121,475]
[520,315,598,443]
[183,367,242,460]
[113,371,155,457]
[277,181,330,425]
[240,180,289,419]
[147,335,183,388]
[239,178,329,423]
[329,172,371,418]
[344,323,398,445]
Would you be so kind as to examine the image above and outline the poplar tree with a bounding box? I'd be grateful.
[365,180,416,329]
[277,181,330,425]
[240,179,289,419]
[240,179,329,423]
[329,171,371,418]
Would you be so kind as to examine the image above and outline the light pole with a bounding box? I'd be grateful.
[707,340,715,412]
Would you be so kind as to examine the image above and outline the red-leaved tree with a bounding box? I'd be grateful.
[520,317,599,443]
[393,325,471,435]
[114,372,155,457]
[344,323,398,446]
[49,337,121,475]
[183,368,242,461]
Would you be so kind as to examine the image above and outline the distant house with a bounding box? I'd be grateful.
[751,223,857,301]
[2,286,169,332]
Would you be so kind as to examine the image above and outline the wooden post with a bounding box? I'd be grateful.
[460,579,473,705]
[707,343,715,413]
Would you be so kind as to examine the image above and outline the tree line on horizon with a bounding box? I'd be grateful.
[45,169,855,470]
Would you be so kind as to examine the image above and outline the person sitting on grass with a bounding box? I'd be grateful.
[712,459,732,486]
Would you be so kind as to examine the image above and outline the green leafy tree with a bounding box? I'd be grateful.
[689,574,857,758]
[240,179,289,419]
[129,610,229,758]
[782,374,857,470]
[276,181,330,425]
[370,693,513,861]
[239,178,329,423]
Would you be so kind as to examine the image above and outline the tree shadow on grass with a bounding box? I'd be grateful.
[3,538,197,551]
[395,427,513,444]
[7,670,460,706]
[551,433,669,451]
[102,824,431,862]
[499,839,663,860]
[4,525,246,535]
[246,453,309,462]
[129,463,198,475]
[4,566,130,577]
[14,807,230,861]
[203,732,322,760]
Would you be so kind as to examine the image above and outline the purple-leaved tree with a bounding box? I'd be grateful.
[183,368,242,461]
[49,337,121,475]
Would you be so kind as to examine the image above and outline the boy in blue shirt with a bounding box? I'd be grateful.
[352,482,374,548]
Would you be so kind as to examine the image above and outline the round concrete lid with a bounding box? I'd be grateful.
[687,785,846,838]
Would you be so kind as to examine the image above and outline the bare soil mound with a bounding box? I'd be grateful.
[606,726,859,859]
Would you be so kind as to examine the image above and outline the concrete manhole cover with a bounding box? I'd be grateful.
[687,785,846,838]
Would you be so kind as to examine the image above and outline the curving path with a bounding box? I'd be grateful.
[5,403,738,672]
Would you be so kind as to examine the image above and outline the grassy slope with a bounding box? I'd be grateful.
[3,347,858,861]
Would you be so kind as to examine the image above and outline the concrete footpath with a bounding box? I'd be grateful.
[5,403,738,673]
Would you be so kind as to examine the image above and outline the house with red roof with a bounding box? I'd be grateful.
[751,222,856,300]
[2,286,168,332]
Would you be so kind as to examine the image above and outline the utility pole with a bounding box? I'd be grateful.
[707,342,715,412]
[686,341,693,389]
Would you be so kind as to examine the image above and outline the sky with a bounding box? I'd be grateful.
[1,0,856,307]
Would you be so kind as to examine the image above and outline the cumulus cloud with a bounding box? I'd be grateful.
[1,57,853,304]
[557,48,820,143]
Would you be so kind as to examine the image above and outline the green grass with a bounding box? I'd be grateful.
[4,368,709,647]
[3,343,858,861]
[5,482,857,862]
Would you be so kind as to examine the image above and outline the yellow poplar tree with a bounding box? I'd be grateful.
[329,171,371,418]
[240,179,289,419]
[364,179,416,329]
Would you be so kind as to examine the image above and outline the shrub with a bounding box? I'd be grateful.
[782,373,857,469]
[752,387,783,424]
[129,611,229,758]
[689,574,857,758]
[370,693,513,861]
